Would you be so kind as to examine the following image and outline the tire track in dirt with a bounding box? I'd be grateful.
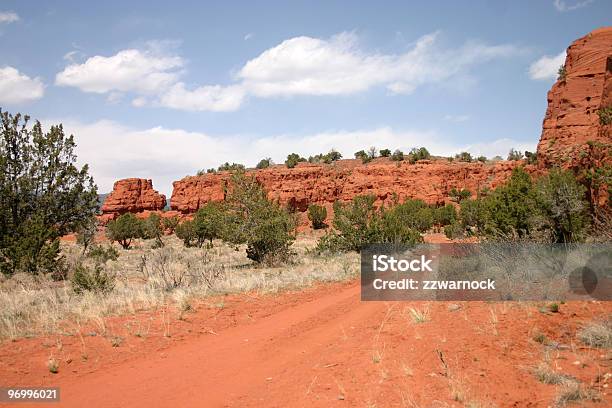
[38,283,384,408]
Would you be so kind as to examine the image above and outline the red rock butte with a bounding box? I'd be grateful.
[100,28,611,225]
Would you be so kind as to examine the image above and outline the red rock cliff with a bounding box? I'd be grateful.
[537,27,612,166]
[101,178,166,216]
[170,159,536,215]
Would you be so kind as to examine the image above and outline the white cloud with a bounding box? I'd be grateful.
[0,66,45,105]
[244,33,254,41]
[553,0,594,12]
[158,83,245,112]
[528,51,565,80]
[56,47,184,94]
[237,32,522,98]
[54,31,523,112]
[0,11,19,24]
[53,118,535,196]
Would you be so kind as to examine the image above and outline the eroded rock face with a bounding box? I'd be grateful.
[170,160,537,219]
[101,178,166,216]
[537,27,612,166]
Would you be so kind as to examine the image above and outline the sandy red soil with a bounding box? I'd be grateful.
[1,280,610,407]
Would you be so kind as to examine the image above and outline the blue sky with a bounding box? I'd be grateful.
[0,1,610,195]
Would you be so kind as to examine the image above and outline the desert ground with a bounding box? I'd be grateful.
[1,235,610,408]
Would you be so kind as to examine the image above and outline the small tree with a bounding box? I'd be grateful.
[307,204,327,229]
[557,65,566,81]
[142,213,164,247]
[408,147,431,164]
[223,174,296,263]
[106,213,143,249]
[507,148,524,161]
[391,149,404,161]
[162,216,179,233]
[76,217,98,254]
[285,153,306,169]
[455,152,473,162]
[459,199,487,232]
[449,188,472,202]
[0,110,98,276]
[477,155,487,163]
[175,220,196,247]
[367,146,378,159]
[218,162,245,172]
[597,106,612,125]
[327,149,342,162]
[433,204,458,227]
[536,169,589,243]
[379,149,392,157]
[524,151,537,165]
[256,158,272,169]
[192,202,225,246]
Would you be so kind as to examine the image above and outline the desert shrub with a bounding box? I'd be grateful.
[191,202,225,246]
[391,149,404,161]
[142,213,164,247]
[223,173,296,264]
[367,146,378,159]
[454,151,473,162]
[449,188,471,202]
[524,151,537,165]
[106,213,143,249]
[256,157,272,169]
[459,199,487,232]
[578,319,612,348]
[408,147,431,164]
[316,195,422,253]
[76,217,98,253]
[285,153,306,168]
[482,167,537,239]
[535,168,589,242]
[217,162,245,172]
[175,220,197,247]
[71,263,115,294]
[309,149,342,164]
[161,216,179,233]
[378,206,425,245]
[387,199,433,233]
[86,244,119,264]
[379,148,391,157]
[433,204,458,226]
[477,155,487,163]
[444,221,464,240]
[0,110,98,276]
[507,148,524,161]
[557,65,566,81]
[307,204,327,229]
[354,150,368,160]
[598,106,612,125]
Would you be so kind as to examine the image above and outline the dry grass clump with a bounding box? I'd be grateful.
[577,318,612,348]
[533,362,572,385]
[555,381,600,406]
[0,236,358,340]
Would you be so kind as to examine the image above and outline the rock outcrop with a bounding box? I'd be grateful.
[537,27,612,166]
[170,160,537,219]
[100,178,166,219]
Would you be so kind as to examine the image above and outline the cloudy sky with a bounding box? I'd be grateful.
[0,1,610,195]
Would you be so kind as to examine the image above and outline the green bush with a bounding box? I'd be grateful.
[105,213,143,249]
[217,162,245,172]
[391,149,404,161]
[285,153,306,168]
[536,168,589,243]
[142,213,164,247]
[444,221,464,240]
[87,244,119,264]
[507,148,524,161]
[256,158,272,169]
[307,204,327,229]
[223,174,296,263]
[379,148,391,157]
[455,152,473,162]
[316,195,422,253]
[449,188,471,202]
[525,151,538,165]
[386,199,433,233]
[175,220,197,247]
[459,199,487,232]
[408,147,431,164]
[477,155,487,163]
[308,149,342,164]
[0,110,98,276]
[162,216,179,233]
[433,204,458,227]
[557,65,566,81]
[71,263,115,294]
[192,203,225,246]
[597,106,612,125]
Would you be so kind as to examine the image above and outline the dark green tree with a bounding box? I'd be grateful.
[285,153,306,169]
[307,204,327,229]
[379,149,392,157]
[0,111,98,276]
[105,213,143,249]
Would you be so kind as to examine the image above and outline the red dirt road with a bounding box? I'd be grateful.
[1,281,610,407]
